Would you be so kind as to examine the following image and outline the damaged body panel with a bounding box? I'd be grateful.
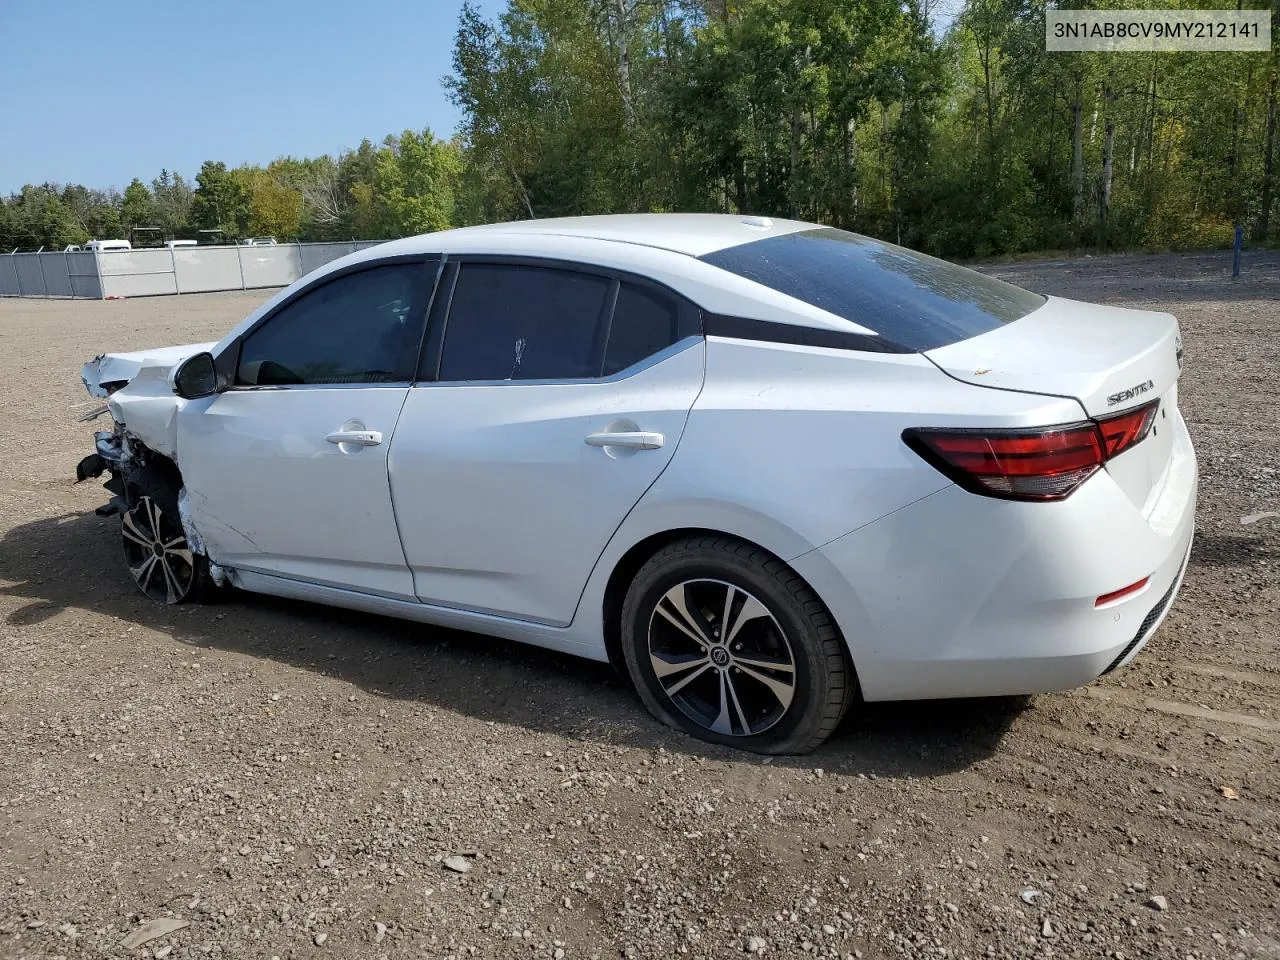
[81,342,216,397]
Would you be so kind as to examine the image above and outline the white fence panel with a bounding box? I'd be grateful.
[239,245,303,289]
[98,249,177,298]
[96,248,174,276]
[174,247,243,293]
[101,272,180,297]
[1,239,401,299]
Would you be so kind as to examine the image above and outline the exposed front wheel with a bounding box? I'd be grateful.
[120,492,216,605]
[621,536,854,754]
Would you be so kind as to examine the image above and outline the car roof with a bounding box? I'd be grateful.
[391,214,815,259]
[214,215,889,352]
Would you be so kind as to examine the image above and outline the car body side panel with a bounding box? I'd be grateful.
[105,362,191,459]
[178,386,416,600]
[793,408,1197,701]
[654,338,1088,551]
[389,341,706,626]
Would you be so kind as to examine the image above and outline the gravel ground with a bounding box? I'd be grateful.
[0,251,1277,960]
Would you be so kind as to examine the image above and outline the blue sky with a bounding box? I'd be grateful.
[0,0,506,194]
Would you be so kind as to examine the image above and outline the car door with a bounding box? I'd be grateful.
[178,258,437,600]
[389,259,706,625]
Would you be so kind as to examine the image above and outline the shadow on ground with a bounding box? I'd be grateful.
[1191,530,1278,567]
[1,509,1029,778]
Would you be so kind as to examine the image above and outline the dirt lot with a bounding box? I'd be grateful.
[0,251,1277,960]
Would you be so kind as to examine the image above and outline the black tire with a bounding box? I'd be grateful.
[120,467,219,605]
[620,536,854,754]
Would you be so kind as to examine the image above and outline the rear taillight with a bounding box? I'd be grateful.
[903,400,1159,502]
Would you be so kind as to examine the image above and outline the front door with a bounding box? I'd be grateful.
[179,259,436,599]
[389,261,705,625]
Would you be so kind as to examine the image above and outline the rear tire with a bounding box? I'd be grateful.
[120,469,218,605]
[620,536,853,754]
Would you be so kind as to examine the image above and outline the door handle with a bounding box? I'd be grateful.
[326,429,383,446]
[584,430,664,450]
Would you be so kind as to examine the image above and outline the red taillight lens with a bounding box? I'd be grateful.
[903,399,1160,502]
[1097,401,1159,458]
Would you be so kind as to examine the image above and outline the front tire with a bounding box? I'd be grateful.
[620,536,853,754]
[120,473,217,605]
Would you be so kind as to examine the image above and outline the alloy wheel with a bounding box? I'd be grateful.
[121,496,196,604]
[646,578,797,737]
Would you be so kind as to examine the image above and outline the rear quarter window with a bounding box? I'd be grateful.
[699,228,1045,352]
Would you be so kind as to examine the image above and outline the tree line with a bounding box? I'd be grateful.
[4,0,1275,258]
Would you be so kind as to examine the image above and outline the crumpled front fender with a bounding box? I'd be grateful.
[81,341,216,398]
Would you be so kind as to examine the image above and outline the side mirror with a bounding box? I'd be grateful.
[171,352,219,399]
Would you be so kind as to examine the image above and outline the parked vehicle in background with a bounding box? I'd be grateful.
[131,227,164,249]
[82,240,132,253]
[164,240,198,250]
[73,214,1197,754]
[242,237,278,246]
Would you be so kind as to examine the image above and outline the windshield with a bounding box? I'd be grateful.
[699,227,1045,351]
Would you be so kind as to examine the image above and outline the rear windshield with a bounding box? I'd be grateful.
[699,227,1045,352]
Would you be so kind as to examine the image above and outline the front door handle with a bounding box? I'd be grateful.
[326,429,383,446]
[585,430,664,450]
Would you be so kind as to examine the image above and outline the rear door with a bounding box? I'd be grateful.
[179,258,437,599]
[388,259,705,625]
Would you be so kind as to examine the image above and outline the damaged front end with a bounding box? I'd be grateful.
[73,384,131,517]
[74,434,126,515]
[75,344,225,603]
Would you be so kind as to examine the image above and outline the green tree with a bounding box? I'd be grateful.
[121,178,154,229]
[372,129,462,235]
[152,169,194,236]
[191,161,250,237]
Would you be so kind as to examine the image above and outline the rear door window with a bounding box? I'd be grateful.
[438,263,612,381]
[699,227,1045,351]
[603,282,683,375]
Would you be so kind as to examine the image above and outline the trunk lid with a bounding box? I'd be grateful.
[925,295,1183,512]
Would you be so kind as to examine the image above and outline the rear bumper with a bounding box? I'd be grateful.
[792,410,1198,701]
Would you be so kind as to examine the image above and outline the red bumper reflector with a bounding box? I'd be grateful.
[1095,576,1150,607]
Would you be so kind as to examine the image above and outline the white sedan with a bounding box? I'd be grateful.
[75,215,1197,754]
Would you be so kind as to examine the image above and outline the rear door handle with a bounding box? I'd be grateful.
[585,430,665,450]
[326,429,383,446]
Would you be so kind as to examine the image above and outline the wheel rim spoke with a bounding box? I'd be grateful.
[736,662,796,712]
[162,534,187,549]
[656,584,715,645]
[650,651,709,679]
[724,593,770,645]
[662,661,712,697]
[145,498,164,541]
[130,554,158,591]
[725,669,752,736]
[166,547,194,567]
[710,671,733,734]
[731,653,795,674]
[159,556,182,603]
[720,585,737,641]
[121,511,152,548]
